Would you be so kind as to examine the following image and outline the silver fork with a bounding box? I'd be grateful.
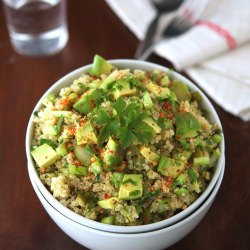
[135,0,209,60]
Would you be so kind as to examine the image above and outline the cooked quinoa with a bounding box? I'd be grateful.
[31,55,222,226]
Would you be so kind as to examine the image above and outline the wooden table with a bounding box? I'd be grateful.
[0,1,249,249]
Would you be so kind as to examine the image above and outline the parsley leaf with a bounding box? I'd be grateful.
[113,97,126,114]
[40,138,58,149]
[54,115,64,135]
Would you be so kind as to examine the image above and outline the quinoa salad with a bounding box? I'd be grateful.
[30,55,222,226]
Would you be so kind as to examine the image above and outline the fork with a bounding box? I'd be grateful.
[135,0,209,60]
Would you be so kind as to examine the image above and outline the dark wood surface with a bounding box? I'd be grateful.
[0,1,249,250]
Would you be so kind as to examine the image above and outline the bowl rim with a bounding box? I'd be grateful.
[29,157,225,237]
[26,59,225,233]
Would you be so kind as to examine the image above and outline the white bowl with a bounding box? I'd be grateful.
[28,159,224,250]
[26,60,225,233]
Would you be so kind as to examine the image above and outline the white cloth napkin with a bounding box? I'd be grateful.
[105,0,250,121]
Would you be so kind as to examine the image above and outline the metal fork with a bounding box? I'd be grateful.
[135,0,209,60]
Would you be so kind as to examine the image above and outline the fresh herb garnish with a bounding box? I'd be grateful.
[93,97,154,147]
[40,138,58,149]
[54,115,64,135]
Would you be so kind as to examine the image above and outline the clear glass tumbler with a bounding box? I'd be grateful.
[2,0,69,56]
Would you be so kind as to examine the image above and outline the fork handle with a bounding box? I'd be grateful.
[134,15,160,59]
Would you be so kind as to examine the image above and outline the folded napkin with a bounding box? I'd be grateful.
[106,0,250,121]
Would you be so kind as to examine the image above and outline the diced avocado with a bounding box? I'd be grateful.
[118,174,143,200]
[193,156,210,166]
[89,157,102,175]
[145,82,170,100]
[211,134,223,144]
[172,150,191,163]
[170,80,191,101]
[56,143,68,156]
[51,111,72,117]
[142,92,153,110]
[68,164,87,176]
[43,124,57,136]
[160,75,170,87]
[31,144,59,168]
[112,80,137,100]
[171,173,187,189]
[112,172,124,188]
[102,137,123,167]
[90,55,114,77]
[101,216,114,224]
[140,146,160,165]
[157,156,185,178]
[74,144,94,165]
[175,112,200,139]
[187,168,197,183]
[73,89,102,114]
[76,121,98,145]
[143,117,161,134]
[98,197,118,209]
[175,188,189,197]
[99,70,119,90]
[46,92,56,102]
[75,192,87,207]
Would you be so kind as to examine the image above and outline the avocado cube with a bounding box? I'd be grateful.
[98,197,118,209]
[90,55,114,77]
[102,137,123,167]
[142,91,153,110]
[99,70,119,90]
[74,144,94,166]
[73,89,102,115]
[31,144,59,168]
[140,146,160,165]
[157,156,185,178]
[175,112,201,139]
[170,80,191,102]
[112,80,137,100]
[101,216,114,224]
[145,82,170,100]
[76,121,97,145]
[143,117,161,134]
[118,174,143,200]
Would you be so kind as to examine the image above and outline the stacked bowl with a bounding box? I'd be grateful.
[26,60,225,250]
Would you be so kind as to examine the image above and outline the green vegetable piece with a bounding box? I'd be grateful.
[76,121,98,145]
[68,164,87,176]
[75,192,87,207]
[212,134,223,144]
[145,82,170,100]
[46,92,56,102]
[170,80,191,101]
[192,91,202,103]
[56,143,68,156]
[175,112,200,139]
[102,137,123,167]
[99,70,119,90]
[112,172,124,188]
[98,197,118,209]
[101,216,114,225]
[140,146,160,165]
[142,91,153,110]
[90,54,113,77]
[68,93,78,103]
[112,79,137,100]
[160,75,170,87]
[74,144,94,165]
[52,111,72,118]
[175,188,189,197]
[40,138,57,149]
[172,173,187,189]
[89,157,102,175]
[119,174,143,200]
[31,144,59,168]
[143,117,161,134]
[43,124,57,136]
[73,89,102,115]
[157,156,185,178]
[193,156,210,166]
[187,169,197,183]
[54,115,64,135]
